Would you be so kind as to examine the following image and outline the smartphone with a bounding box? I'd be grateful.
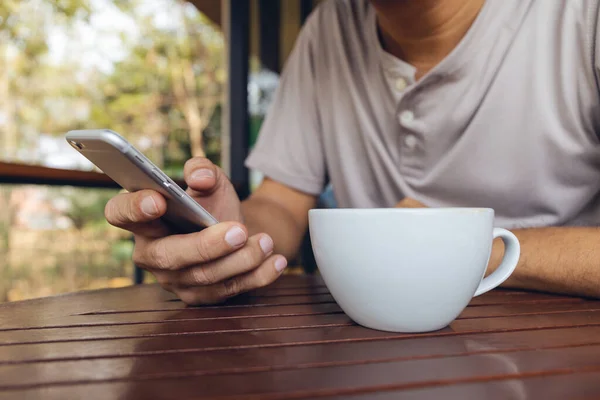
[65,129,218,233]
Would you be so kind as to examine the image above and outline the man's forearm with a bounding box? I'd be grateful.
[488,227,600,298]
[240,197,306,260]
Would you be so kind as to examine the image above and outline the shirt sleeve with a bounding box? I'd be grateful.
[594,2,600,141]
[595,1,600,85]
[244,15,325,196]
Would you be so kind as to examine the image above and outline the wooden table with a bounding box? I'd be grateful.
[1,275,600,399]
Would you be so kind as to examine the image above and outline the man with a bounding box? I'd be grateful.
[105,0,600,305]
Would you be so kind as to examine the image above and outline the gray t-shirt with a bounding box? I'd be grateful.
[245,0,600,229]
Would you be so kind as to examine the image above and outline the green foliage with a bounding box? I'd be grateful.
[2,0,224,171]
[92,0,225,170]
[0,0,226,300]
[111,240,134,263]
[0,0,90,57]
[56,187,118,230]
[52,0,92,18]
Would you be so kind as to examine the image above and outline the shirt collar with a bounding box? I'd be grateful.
[365,0,516,84]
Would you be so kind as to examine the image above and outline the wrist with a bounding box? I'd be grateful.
[485,238,505,276]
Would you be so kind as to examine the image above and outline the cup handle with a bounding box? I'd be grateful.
[474,228,521,297]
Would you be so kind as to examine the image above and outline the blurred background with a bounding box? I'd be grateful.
[0,0,321,302]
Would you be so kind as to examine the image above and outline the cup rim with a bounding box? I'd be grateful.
[309,207,493,215]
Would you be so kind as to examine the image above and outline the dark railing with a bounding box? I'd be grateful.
[0,162,120,188]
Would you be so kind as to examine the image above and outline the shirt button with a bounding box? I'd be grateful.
[399,110,414,125]
[395,77,408,91]
[404,134,417,149]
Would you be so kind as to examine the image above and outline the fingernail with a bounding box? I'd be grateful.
[140,197,158,216]
[225,226,246,247]
[274,256,287,273]
[259,235,274,255]
[191,169,214,182]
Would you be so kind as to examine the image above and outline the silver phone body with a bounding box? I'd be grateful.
[65,129,218,233]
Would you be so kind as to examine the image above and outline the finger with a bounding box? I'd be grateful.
[174,233,274,288]
[148,270,176,294]
[177,255,288,305]
[396,197,426,208]
[105,190,170,237]
[183,157,220,194]
[133,221,249,271]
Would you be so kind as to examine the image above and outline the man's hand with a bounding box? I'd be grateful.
[484,226,600,298]
[104,157,287,305]
[394,197,600,298]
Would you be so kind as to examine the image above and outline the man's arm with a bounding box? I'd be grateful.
[241,178,317,260]
[487,227,600,298]
[396,197,600,298]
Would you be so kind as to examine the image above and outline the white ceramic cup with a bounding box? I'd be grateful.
[308,208,520,333]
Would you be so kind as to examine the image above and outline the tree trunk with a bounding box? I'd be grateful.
[182,59,206,158]
[168,1,222,158]
[0,45,18,160]
[0,188,16,302]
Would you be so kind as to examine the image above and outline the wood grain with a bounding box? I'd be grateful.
[3,345,600,399]
[3,325,600,388]
[0,275,598,399]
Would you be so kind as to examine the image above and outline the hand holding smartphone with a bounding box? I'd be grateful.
[65,129,218,233]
